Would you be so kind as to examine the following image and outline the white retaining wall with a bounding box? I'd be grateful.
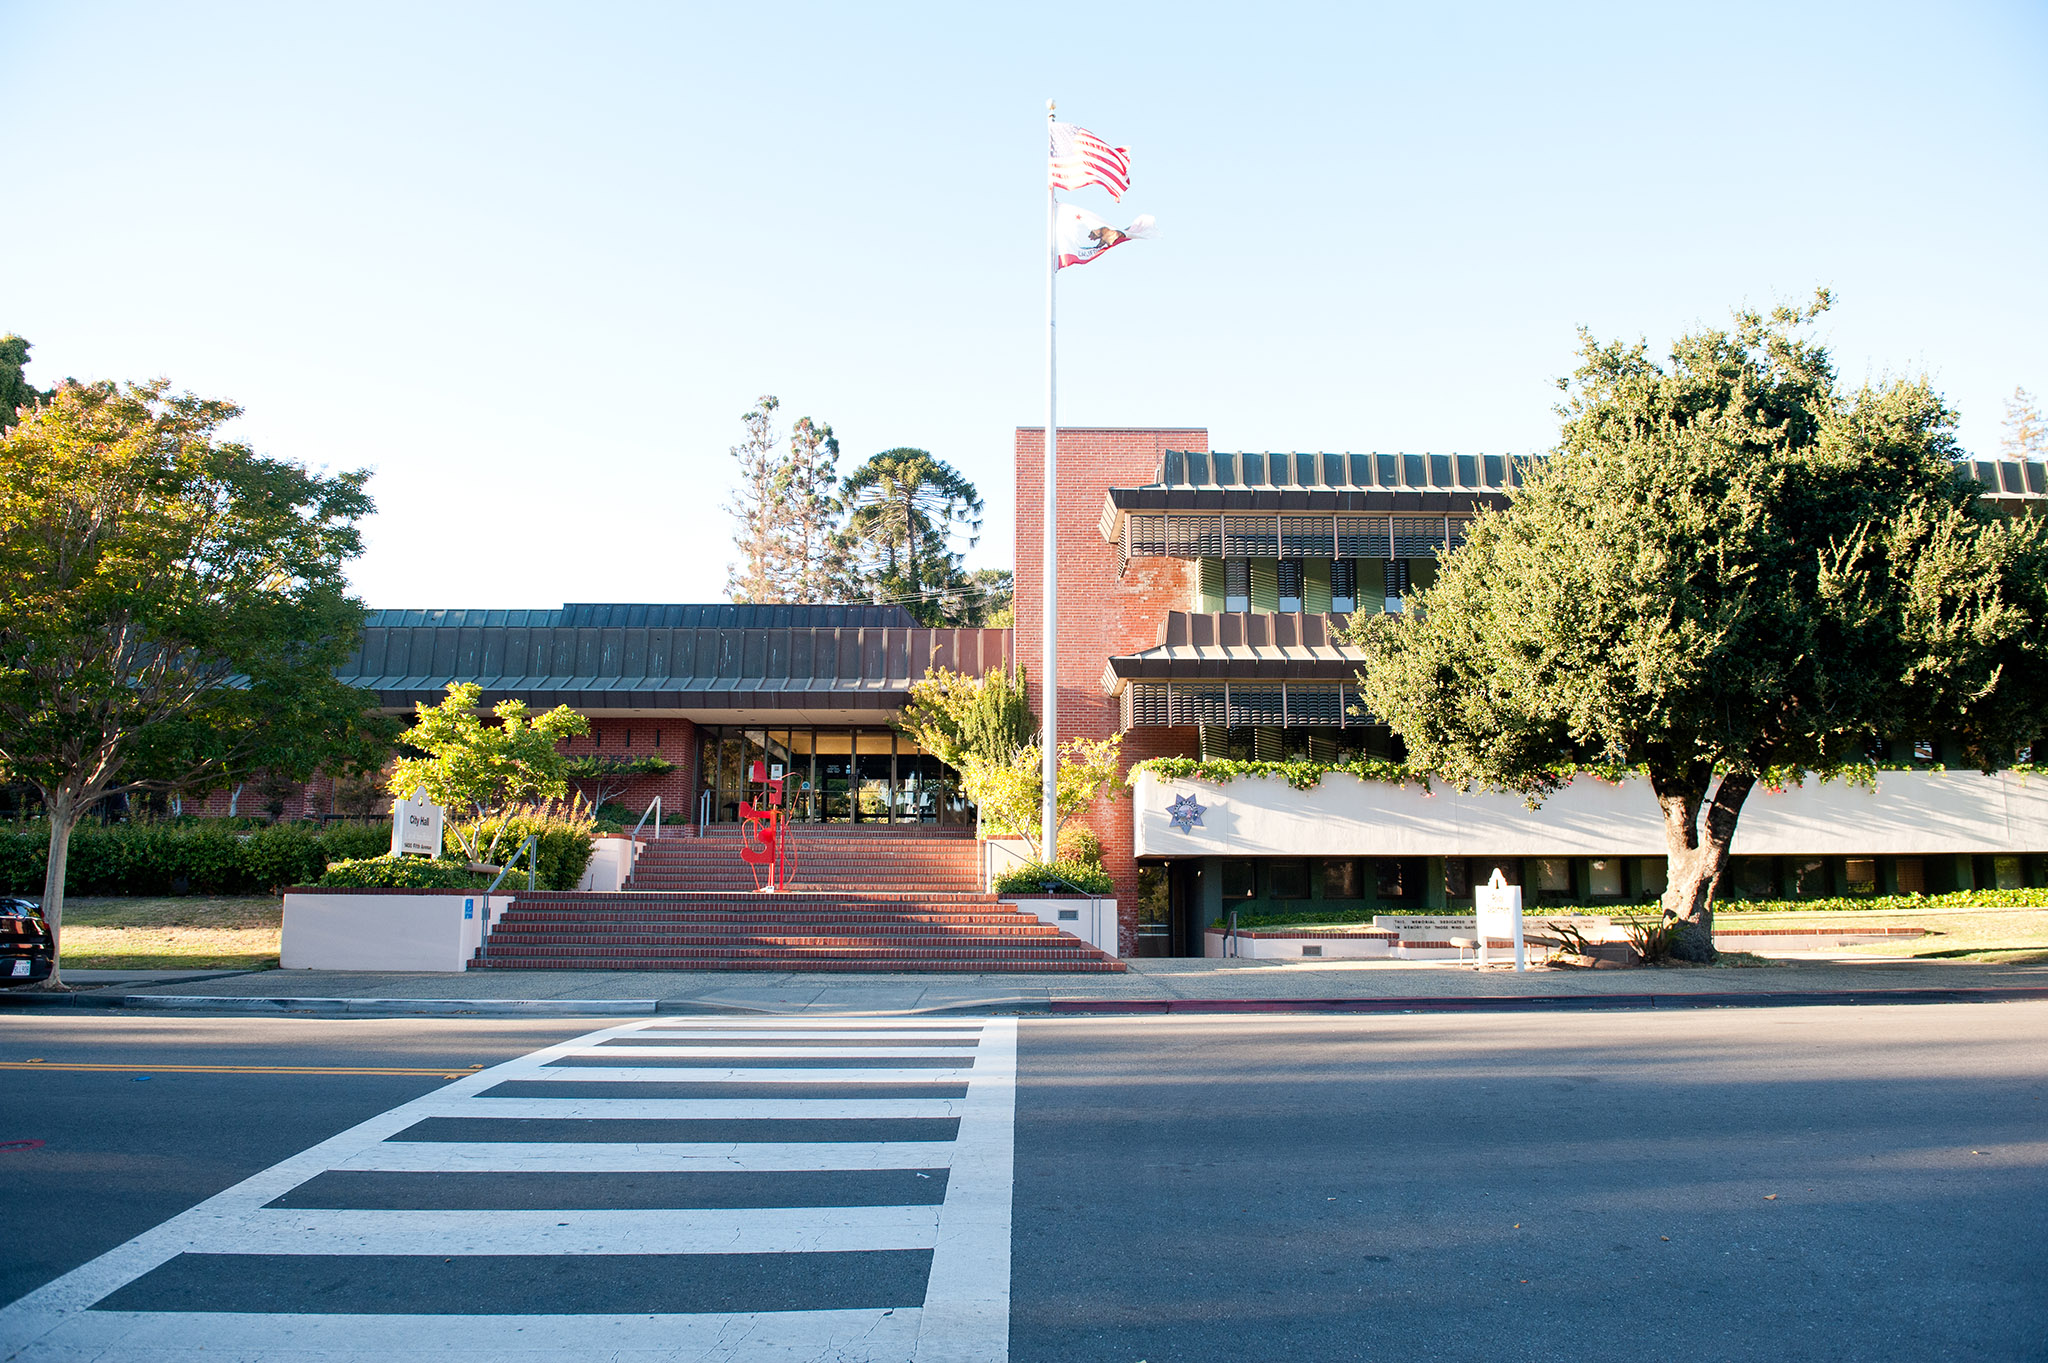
[281,891,512,973]
[1132,768,2048,860]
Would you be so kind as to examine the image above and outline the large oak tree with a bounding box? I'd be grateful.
[0,378,392,986]
[1355,295,2048,960]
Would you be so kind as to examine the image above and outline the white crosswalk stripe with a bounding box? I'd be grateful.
[0,1016,1018,1362]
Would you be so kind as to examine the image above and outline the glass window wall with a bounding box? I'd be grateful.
[694,725,975,827]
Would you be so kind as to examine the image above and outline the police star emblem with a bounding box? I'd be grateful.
[1166,793,1205,834]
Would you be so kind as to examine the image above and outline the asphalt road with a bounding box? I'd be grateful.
[1,1004,2043,1361]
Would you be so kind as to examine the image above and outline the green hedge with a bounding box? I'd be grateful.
[316,856,493,889]
[993,858,1115,896]
[0,821,396,896]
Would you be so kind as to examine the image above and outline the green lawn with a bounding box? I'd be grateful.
[55,895,282,970]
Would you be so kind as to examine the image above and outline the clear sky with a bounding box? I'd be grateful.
[5,1,2044,608]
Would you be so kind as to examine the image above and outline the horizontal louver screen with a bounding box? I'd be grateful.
[1391,516,1446,556]
[1228,685,1286,726]
[1224,516,1278,556]
[1173,684,1228,727]
[1286,684,1344,726]
[1128,516,1167,556]
[1169,516,1223,557]
[1337,516,1390,557]
[1129,683,1171,726]
[1279,517,1332,558]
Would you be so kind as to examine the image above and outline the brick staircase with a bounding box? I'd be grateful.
[470,889,1126,973]
[627,825,985,895]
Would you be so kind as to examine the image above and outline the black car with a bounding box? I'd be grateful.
[1,896,55,986]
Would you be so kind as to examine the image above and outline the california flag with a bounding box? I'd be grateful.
[1055,202,1157,270]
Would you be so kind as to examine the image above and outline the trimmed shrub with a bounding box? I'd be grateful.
[316,856,492,889]
[445,810,596,891]
[1055,826,1104,869]
[993,858,1114,896]
[0,820,401,895]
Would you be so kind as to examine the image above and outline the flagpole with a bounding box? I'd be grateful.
[1041,97,1060,865]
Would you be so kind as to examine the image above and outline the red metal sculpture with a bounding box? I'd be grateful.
[738,760,797,892]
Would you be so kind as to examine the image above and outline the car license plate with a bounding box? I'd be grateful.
[9,960,28,976]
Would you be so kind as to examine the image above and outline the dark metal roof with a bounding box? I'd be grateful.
[1158,450,1532,493]
[1103,452,2047,528]
[366,603,919,631]
[341,604,1008,712]
[1103,612,1367,690]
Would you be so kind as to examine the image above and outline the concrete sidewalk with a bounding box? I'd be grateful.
[11,953,2048,1016]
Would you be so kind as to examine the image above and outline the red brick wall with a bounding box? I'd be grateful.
[1014,427,1207,954]
[560,718,700,824]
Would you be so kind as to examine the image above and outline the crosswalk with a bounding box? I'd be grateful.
[0,1017,1018,1362]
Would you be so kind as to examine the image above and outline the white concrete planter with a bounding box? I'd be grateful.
[1132,767,2048,859]
[577,835,640,892]
[999,896,1119,956]
[281,890,513,973]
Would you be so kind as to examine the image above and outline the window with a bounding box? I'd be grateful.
[1276,560,1303,613]
[1637,858,1667,896]
[1845,858,1878,894]
[1443,858,1470,898]
[1225,559,1250,613]
[1913,739,1936,761]
[1374,859,1406,899]
[1896,858,1925,894]
[1793,858,1828,897]
[1994,856,2024,891]
[1733,858,1776,899]
[1321,859,1361,899]
[1222,860,1257,899]
[1535,858,1572,893]
[1330,560,1357,613]
[1587,858,1623,898]
[1269,860,1310,899]
[1384,559,1411,613]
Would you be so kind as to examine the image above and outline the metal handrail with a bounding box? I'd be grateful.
[698,790,712,836]
[475,834,538,963]
[631,796,663,843]
[1225,908,1240,958]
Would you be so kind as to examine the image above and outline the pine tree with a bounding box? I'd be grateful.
[778,415,853,602]
[840,448,984,622]
[723,396,783,603]
[2003,387,2047,459]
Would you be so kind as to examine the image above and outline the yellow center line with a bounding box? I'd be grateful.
[1,1061,488,1078]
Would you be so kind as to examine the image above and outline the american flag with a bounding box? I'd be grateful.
[1049,121,1131,201]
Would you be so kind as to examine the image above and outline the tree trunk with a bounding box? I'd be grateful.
[1657,772,1757,963]
[35,789,80,991]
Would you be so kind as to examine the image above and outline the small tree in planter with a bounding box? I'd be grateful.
[387,682,589,866]
[962,734,1123,863]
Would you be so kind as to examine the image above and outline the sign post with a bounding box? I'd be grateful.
[1474,867,1526,972]
[389,790,445,859]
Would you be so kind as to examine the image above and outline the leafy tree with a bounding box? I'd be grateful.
[840,448,984,622]
[1354,294,2048,961]
[2003,387,2047,460]
[961,734,1123,859]
[0,334,53,431]
[896,665,1035,768]
[386,682,590,865]
[0,379,393,988]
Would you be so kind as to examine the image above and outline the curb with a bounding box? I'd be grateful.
[2,993,659,1016]
[8,985,2045,1018]
[1039,987,2048,1015]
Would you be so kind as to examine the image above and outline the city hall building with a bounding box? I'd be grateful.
[309,428,2046,958]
